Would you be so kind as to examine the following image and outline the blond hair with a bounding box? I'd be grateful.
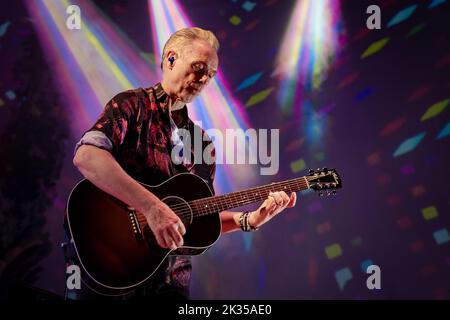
[161,27,219,69]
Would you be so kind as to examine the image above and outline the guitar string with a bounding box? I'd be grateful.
[140,178,309,216]
[134,181,305,227]
[134,180,309,226]
[134,176,338,230]
[169,172,337,213]
[149,176,312,213]
[133,179,314,225]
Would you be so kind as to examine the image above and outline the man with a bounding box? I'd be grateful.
[67,27,297,300]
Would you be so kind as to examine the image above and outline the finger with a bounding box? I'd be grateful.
[266,199,277,214]
[177,220,186,236]
[275,192,288,206]
[156,230,169,249]
[270,192,283,206]
[162,230,177,250]
[265,197,275,211]
[169,225,184,247]
[263,196,272,208]
[287,192,297,207]
[280,191,290,206]
[261,198,269,209]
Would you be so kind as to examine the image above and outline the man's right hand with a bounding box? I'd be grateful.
[144,202,186,250]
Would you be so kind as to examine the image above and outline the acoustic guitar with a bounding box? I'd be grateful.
[66,168,342,295]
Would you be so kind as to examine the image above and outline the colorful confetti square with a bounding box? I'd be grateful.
[436,122,450,139]
[393,132,426,157]
[245,19,259,31]
[230,15,242,26]
[406,23,426,38]
[335,268,352,291]
[361,259,374,272]
[5,90,16,100]
[338,72,359,88]
[0,21,11,37]
[422,206,438,220]
[242,1,256,12]
[325,243,342,259]
[361,37,390,58]
[411,184,426,197]
[285,138,305,152]
[356,87,373,101]
[421,98,449,121]
[433,228,450,245]
[316,221,331,235]
[407,84,432,103]
[428,0,447,9]
[236,72,263,92]
[290,158,306,173]
[245,87,274,107]
[380,117,407,136]
[367,151,382,166]
[397,216,412,230]
[387,5,418,28]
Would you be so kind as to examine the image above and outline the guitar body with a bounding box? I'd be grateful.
[66,173,221,296]
[65,167,342,296]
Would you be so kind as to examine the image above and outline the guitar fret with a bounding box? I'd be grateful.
[190,176,311,218]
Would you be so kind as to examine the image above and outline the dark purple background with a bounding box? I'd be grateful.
[0,0,449,300]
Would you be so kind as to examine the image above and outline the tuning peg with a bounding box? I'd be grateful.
[309,169,314,175]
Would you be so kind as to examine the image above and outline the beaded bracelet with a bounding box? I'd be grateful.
[238,211,259,232]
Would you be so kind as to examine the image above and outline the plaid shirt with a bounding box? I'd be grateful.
[75,82,216,295]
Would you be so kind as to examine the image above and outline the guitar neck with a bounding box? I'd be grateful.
[190,176,310,217]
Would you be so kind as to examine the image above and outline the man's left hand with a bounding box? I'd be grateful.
[248,191,297,229]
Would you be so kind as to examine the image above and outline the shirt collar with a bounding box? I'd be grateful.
[153,82,190,127]
[154,82,169,102]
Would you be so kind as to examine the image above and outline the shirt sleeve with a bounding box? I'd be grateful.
[80,90,139,155]
[73,130,113,156]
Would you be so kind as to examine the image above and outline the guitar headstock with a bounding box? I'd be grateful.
[307,168,342,196]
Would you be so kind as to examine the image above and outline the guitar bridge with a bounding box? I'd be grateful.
[127,207,142,235]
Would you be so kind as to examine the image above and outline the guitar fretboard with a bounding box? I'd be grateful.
[186,176,310,217]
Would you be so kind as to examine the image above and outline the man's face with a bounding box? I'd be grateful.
[165,40,218,103]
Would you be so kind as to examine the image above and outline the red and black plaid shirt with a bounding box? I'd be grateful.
[77,82,216,293]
